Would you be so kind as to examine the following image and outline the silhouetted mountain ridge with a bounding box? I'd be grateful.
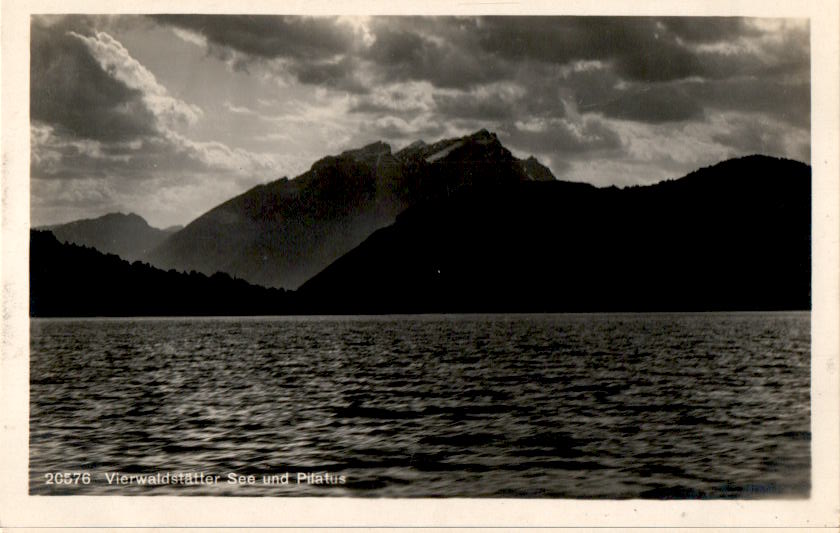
[299,154,810,313]
[39,212,176,261]
[30,230,291,317]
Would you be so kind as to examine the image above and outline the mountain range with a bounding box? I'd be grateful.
[30,130,811,315]
[144,129,554,289]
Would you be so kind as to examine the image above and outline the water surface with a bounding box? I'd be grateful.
[30,312,810,497]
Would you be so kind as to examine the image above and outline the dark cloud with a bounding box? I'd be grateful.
[151,15,358,61]
[692,30,809,82]
[475,17,703,82]
[366,25,427,66]
[30,20,157,141]
[564,67,624,111]
[659,17,757,43]
[431,91,517,121]
[363,22,506,88]
[541,24,807,127]
[473,17,808,85]
[615,42,704,83]
[596,83,706,123]
[152,15,374,89]
[288,57,369,94]
[152,15,513,89]
[500,118,623,157]
[146,14,810,117]
[684,78,810,128]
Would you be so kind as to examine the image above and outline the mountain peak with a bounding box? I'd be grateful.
[469,128,497,141]
[39,211,172,262]
[343,141,391,159]
[107,212,147,224]
[47,211,151,230]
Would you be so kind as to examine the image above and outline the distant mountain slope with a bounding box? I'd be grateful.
[40,212,176,261]
[517,156,557,182]
[298,155,811,313]
[145,130,555,289]
[30,230,291,317]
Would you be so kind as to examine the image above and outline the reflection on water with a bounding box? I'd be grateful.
[30,312,810,497]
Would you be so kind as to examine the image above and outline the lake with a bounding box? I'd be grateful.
[29,312,810,497]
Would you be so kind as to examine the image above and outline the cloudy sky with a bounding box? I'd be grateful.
[31,15,810,228]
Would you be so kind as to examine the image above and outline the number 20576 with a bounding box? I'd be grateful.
[44,472,91,484]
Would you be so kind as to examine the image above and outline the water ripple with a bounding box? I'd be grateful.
[29,312,810,497]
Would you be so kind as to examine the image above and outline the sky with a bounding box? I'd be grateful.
[30,15,810,228]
